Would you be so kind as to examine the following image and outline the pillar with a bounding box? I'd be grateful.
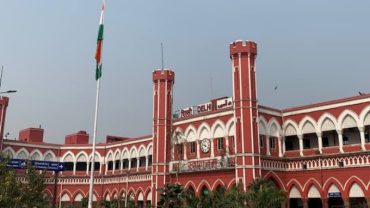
[317,132,323,154]
[210,138,215,157]
[281,136,286,157]
[322,198,329,208]
[343,198,350,208]
[298,134,304,156]
[152,69,175,206]
[278,136,283,157]
[266,135,271,156]
[302,198,308,208]
[359,126,366,151]
[225,135,230,155]
[337,130,344,153]
[230,40,260,191]
[366,197,370,208]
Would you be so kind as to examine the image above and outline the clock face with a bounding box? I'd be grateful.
[201,138,210,153]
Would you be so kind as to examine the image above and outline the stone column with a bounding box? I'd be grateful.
[266,135,271,156]
[211,138,215,157]
[196,140,200,159]
[225,135,230,155]
[73,162,76,175]
[298,134,304,156]
[302,198,308,208]
[321,198,328,208]
[317,132,323,154]
[337,130,344,153]
[366,197,370,208]
[343,198,350,208]
[280,136,285,157]
[183,143,187,160]
[359,126,366,151]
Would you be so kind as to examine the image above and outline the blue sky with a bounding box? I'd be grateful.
[1,1,370,143]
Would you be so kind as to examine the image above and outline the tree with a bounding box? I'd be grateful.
[245,179,285,208]
[0,155,49,207]
[0,156,22,207]
[158,183,185,208]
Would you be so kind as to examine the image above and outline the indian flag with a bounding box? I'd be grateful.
[95,0,105,80]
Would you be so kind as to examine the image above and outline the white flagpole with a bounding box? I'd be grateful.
[88,1,105,207]
[88,78,101,208]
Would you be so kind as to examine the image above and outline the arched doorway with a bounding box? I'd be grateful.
[199,186,211,208]
[349,183,367,208]
[184,186,197,208]
[289,186,303,208]
[307,185,322,208]
[137,192,144,208]
[327,184,344,208]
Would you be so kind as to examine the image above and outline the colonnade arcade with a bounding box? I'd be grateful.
[259,109,370,157]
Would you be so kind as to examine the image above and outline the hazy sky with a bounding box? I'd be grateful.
[1,1,370,143]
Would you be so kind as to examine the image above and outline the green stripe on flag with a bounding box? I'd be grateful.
[96,64,102,80]
[97,25,104,41]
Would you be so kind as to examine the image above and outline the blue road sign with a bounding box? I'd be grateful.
[7,159,64,171]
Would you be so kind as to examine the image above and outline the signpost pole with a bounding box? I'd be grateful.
[52,171,59,208]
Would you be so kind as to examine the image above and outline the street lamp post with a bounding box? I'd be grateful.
[0,90,17,151]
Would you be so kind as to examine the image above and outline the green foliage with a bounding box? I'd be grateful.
[245,179,285,208]
[158,179,285,208]
[158,183,185,208]
[0,156,49,207]
[81,197,88,208]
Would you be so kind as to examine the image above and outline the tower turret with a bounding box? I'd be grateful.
[152,69,175,206]
[230,40,260,191]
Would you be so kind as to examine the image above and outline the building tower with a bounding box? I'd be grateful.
[230,40,260,191]
[0,96,9,151]
[152,69,175,206]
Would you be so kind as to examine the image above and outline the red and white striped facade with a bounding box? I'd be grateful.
[1,40,370,208]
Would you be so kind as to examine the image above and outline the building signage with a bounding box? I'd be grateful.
[328,192,341,198]
[173,157,235,172]
[7,159,65,171]
[174,97,233,118]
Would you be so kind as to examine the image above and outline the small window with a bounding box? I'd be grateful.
[190,142,196,153]
[259,135,264,148]
[285,140,293,150]
[338,161,344,167]
[76,162,87,171]
[270,137,276,149]
[231,136,235,147]
[115,160,120,170]
[365,132,370,142]
[64,162,74,171]
[148,155,152,166]
[89,162,100,171]
[303,139,310,149]
[122,159,129,169]
[343,135,349,145]
[107,161,114,170]
[139,156,146,167]
[322,137,329,147]
[130,158,137,168]
[217,138,224,150]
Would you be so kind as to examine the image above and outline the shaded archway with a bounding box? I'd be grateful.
[289,186,303,208]
[348,183,367,207]
[307,185,322,208]
[184,186,197,208]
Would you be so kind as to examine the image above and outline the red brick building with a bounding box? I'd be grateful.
[1,40,370,208]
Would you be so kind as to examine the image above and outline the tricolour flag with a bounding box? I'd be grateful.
[95,0,105,80]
